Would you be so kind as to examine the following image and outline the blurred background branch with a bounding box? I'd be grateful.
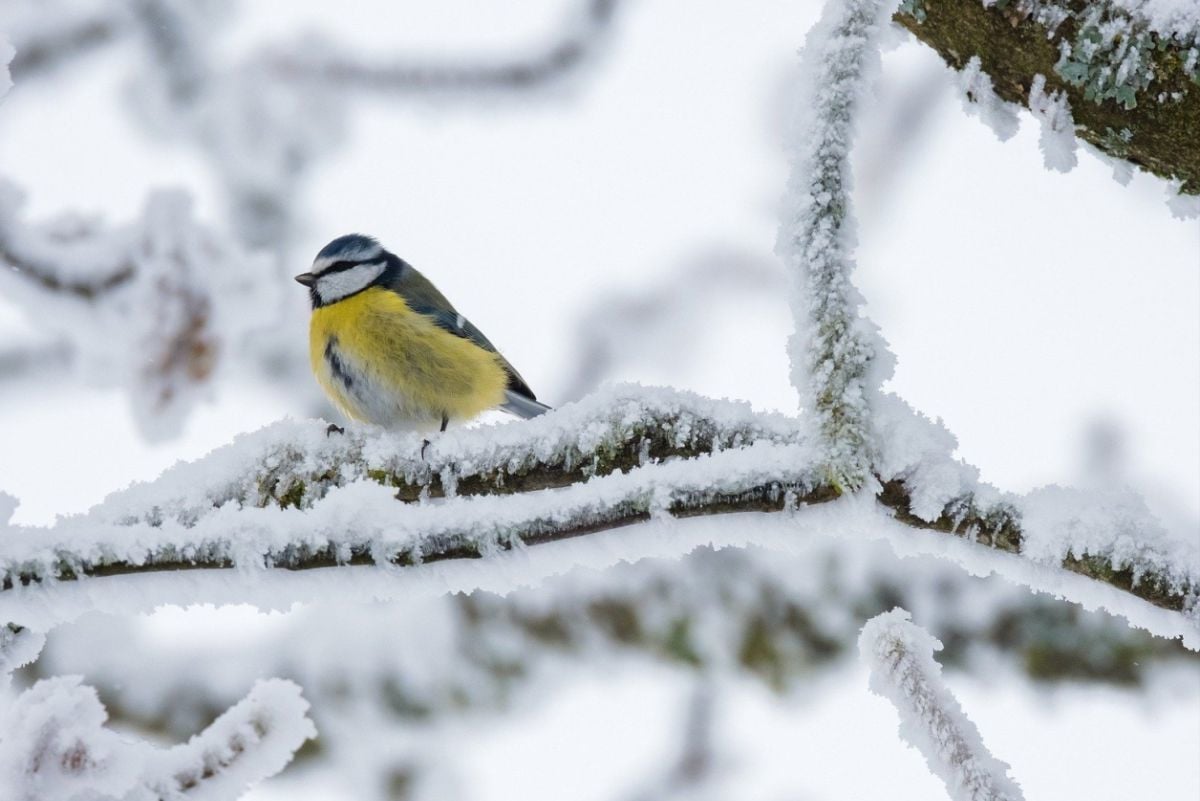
[23,545,1196,800]
[265,0,622,92]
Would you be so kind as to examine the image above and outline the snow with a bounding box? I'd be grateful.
[0,676,143,801]
[0,625,45,691]
[1109,0,1200,40]
[1027,74,1077,173]
[0,182,278,440]
[1020,484,1200,599]
[0,675,313,801]
[777,0,899,488]
[142,679,316,801]
[1166,182,1200,219]
[0,1,1196,797]
[0,382,1193,651]
[32,535,1191,765]
[859,609,1025,801]
[80,383,805,528]
[956,56,1018,142]
[0,435,819,619]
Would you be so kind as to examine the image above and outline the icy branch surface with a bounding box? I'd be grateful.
[859,609,1025,801]
[957,56,1018,141]
[0,676,314,800]
[0,386,1194,642]
[141,679,317,801]
[1028,73,1078,173]
[778,0,897,490]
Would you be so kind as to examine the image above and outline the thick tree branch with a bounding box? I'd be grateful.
[0,389,1195,631]
[895,0,1200,192]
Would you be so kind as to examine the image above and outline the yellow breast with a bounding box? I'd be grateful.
[308,288,509,429]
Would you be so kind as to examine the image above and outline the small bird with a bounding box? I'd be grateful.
[295,234,550,433]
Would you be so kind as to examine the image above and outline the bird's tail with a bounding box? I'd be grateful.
[501,390,552,419]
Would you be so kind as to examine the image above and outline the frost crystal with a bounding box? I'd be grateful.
[1027,74,1077,172]
[0,676,314,800]
[1166,182,1200,219]
[0,677,143,800]
[958,56,1019,141]
[860,609,1025,801]
[1107,0,1200,44]
[778,0,898,489]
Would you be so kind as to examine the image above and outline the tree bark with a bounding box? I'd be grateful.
[0,392,1194,619]
[895,0,1200,193]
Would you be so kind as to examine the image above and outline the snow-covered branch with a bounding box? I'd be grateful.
[0,182,275,440]
[265,0,622,94]
[860,609,1024,801]
[895,0,1200,207]
[778,0,897,490]
[29,539,1193,766]
[0,676,314,800]
[0,387,1195,643]
[0,0,124,82]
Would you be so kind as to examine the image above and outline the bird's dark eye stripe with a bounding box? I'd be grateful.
[318,260,361,275]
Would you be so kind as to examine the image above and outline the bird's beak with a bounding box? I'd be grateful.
[294,272,316,287]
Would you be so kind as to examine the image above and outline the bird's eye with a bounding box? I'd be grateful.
[315,260,358,276]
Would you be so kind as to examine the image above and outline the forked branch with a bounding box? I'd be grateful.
[0,389,1195,635]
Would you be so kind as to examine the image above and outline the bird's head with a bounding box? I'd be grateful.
[295,234,394,307]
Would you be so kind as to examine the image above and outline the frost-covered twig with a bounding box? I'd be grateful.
[0,676,314,800]
[140,679,317,800]
[894,0,1200,201]
[266,0,622,94]
[0,181,275,440]
[0,386,1196,636]
[33,541,1194,761]
[778,0,897,490]
[860,609,1024,801]
[0,0,124,82]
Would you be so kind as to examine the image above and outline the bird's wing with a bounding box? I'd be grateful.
[388,264,539,401]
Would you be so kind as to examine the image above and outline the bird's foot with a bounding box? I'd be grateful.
[326,423,345,436]
[420,438,431,460]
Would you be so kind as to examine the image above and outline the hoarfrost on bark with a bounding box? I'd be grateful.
[957,56,1019,142]
[777,0,899,490]
[0,675,314,801]
[859,608,1025,801]
[1028,74,1078,173]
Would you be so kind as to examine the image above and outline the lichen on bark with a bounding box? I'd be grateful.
[895,0,1200,193]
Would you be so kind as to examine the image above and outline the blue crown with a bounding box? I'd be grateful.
[314,234,384,267]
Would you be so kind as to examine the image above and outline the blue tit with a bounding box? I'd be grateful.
[295,234,550,432]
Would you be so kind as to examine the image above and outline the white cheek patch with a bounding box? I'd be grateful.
[316,261,387,304]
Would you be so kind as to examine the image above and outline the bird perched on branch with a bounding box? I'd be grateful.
[296,234,550,433]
